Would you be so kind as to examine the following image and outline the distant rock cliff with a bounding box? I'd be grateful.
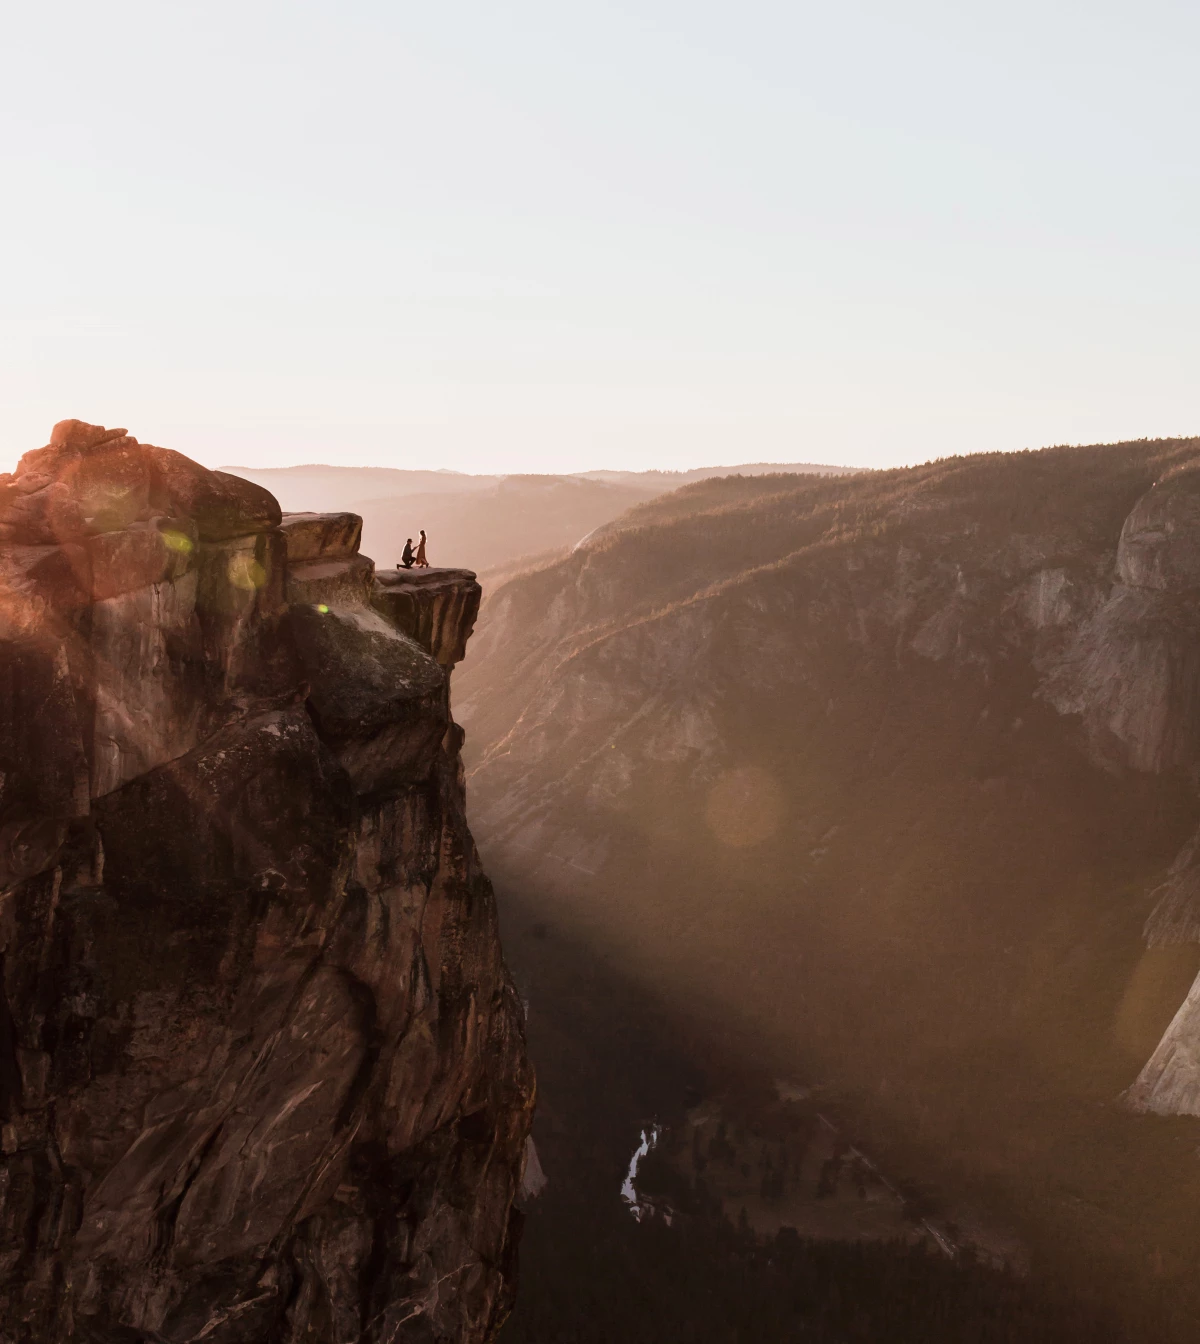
[0,421,532,1343]
[455,438,1200,1300]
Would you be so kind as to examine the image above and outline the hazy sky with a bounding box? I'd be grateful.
[3,1,1199,475]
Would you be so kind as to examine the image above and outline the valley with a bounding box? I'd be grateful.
[494,885,1136,1343]
[226,461,852,578]
[454,441,1200,1339]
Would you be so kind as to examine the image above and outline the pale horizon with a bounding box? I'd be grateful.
[8,421,1199,483]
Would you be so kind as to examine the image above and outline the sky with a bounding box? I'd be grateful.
[2,0,1199,476]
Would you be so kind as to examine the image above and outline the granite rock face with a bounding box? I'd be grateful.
[279,514,363,564]
[373,571,482,670]
[1015,466,1200,781]
[0,423,533,1343]
[1116,466,1200,592]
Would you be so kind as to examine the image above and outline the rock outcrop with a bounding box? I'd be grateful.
[373,571,482,671]
[1040,466,1200,777]
[1062,468,1200,1114]
[0,421,533,1342]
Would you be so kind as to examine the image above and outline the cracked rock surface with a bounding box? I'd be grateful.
[0,421,533,1343]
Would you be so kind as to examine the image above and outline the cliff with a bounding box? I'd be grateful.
[0,421,533,1343]
[455,438,1200,1307]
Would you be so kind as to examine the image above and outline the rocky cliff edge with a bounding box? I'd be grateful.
[0,420,532,1343]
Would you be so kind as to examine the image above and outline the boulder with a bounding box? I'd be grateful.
[148,447,282,540]
[286,603,447,793]
[86,516,197,602]
[11,423,283,542]
[0,543,90,641]
[285,554,375,607]
[279,511,362,562]
[16,431,153,534]
[48,419,128,452]
[0,476,87,546]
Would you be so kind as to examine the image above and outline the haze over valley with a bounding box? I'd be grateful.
[8,0,1200,1338]
[224,461,853,577]
[458,437,1200,1340]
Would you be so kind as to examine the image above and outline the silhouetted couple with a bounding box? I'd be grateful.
[399,530,429,570]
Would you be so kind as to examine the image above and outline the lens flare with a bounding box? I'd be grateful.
[227,555,266,591]
[160,530,193,555]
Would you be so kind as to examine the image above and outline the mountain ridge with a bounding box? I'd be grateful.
[220,461,855,578]
[456,435,1200,1332]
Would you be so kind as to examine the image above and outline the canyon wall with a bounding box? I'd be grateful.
[453,441,1200,1310]
[461,447,1200,1114]
[0,421,533,1343]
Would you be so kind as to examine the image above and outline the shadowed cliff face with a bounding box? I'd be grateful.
[0,421,532,1343]
[456,440,1200,1321]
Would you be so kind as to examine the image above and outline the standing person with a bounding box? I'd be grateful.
[399,538,415,569]
[415,529,429,567]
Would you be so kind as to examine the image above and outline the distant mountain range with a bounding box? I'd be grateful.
[221,462,854,575]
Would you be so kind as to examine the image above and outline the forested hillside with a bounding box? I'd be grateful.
[459,441,1200,1337]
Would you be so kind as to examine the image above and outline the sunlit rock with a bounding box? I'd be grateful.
[0,422,532,1343]
[1125,969,1200,1115]
[1117,467,1200,591]
[279,509,363,561]
[288,602,447,793]
[374,566,483,668]
[88,571,207,797]
[148,446,282,540]
[285,553,376,607]
[194,529,289,698]
[85,516,197,602]
[1040,584,1200,773]
[0,543,90,641]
